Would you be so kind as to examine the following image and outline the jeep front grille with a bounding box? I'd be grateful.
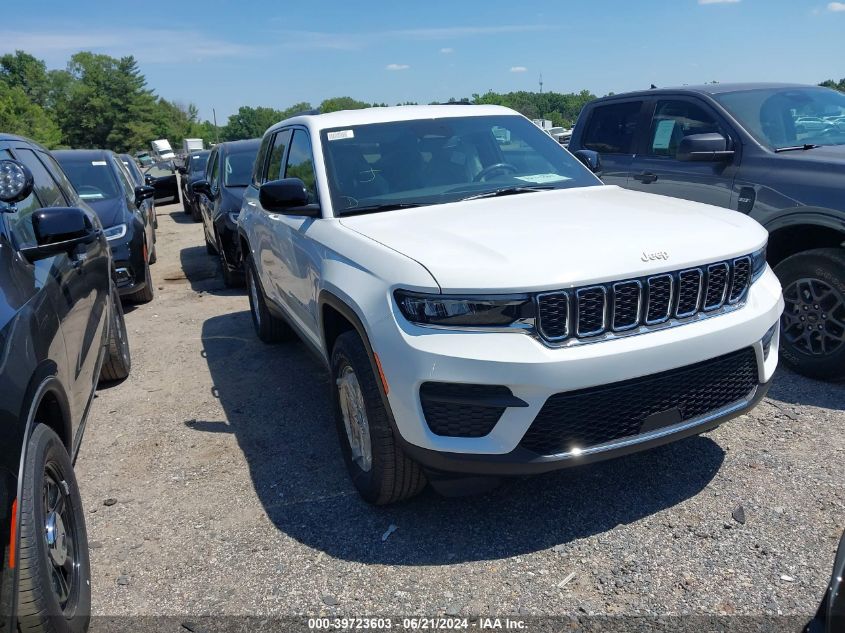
[536,256,751,344]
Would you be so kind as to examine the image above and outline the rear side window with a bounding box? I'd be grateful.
[582,101,642,154]
[265,130,292,182]
[14,148,66,207]
[647,100,727,158]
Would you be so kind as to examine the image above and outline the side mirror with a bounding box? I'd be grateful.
[259,178,321,217]
[573,149,602,175]
[18,207,99,262]
[134,185,155,205]
[0,160,34,204]
[191,179,212,196]
[677,133,735,162]
[144,173,154,185]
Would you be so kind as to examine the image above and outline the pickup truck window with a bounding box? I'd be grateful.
[647,100,726,158]
[582,101,641,154]
[715,86,845,150]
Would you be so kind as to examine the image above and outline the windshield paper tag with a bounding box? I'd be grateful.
[91,160,107,166]
[327,130,354,141]
[515,173,569,184]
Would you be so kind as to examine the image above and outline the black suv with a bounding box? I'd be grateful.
[192,139,260,287]
[54,150,157,304]
[178,150,210,221]
[568,83,845,380]
[0,135,131,632]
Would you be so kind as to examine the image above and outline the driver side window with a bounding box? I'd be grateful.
[647,100,726,158]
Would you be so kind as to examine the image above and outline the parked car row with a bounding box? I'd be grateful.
[1,134,134,633]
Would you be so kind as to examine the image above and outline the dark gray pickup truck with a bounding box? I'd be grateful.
[568,83,845,380]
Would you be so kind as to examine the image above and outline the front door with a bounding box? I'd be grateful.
[627,97,736,208]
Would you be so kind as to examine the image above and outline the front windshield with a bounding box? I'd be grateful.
[190,154,209,174]
[223,150,256,187]
[320,114,599,214]
[715,86,845,149]
[59,158,120,200]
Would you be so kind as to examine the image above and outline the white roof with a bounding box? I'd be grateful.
[277,104,519,133]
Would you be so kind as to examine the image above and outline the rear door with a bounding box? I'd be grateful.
[576,100,646,186]
[627,97,737,207]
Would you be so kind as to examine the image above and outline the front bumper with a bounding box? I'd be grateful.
[373,268,783,472]
[110,228,147,296]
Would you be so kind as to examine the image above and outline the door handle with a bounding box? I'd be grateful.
[633,172,658,184]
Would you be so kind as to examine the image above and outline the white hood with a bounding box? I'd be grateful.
[339,185,768,293]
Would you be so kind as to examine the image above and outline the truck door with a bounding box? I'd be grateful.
[627,97,737,208]
[576,100,646,187]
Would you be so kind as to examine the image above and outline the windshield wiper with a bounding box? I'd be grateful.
[774,144,821,153]
[338,202,424,216]
[459,185,555,201]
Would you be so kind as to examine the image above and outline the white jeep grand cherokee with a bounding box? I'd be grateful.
[237,105,783,504]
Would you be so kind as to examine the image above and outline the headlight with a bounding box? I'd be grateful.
[103,224,127,241]
[394,290,534,327]
[228,211,240,225]
[750,245,767,282]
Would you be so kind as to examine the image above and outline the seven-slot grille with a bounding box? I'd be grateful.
[536,257,751,342]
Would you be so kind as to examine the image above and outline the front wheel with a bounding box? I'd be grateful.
[331,331,426,504]
[775,247,845,380]
[17,424,91,633]
[126,260,154,304]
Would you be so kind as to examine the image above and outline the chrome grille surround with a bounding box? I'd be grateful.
[535,256,753,347]
[575,286,608,337]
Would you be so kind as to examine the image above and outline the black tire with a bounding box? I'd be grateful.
[183,196,192,215]
[148,241,157,265]
[774,247,845,380]
[99,286,131,384]
[17,424,91,633]
[125,261,154,304]
[218,233,244,288]
[245,255,292,343]
[331,331,426,504]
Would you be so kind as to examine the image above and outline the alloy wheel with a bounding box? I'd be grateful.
[336,365,373,472]
[43,464,79,610]
[782,277,845,356]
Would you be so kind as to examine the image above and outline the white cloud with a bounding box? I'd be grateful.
[698,0,740,4]
[272,24,555,51]
[440,47,454,54]
[0,28,259,64]
[386,63,410,71]
[828,2,845,11]
[510,66,528,73]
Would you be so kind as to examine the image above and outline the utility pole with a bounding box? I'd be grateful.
[212,108,220,145]
[539,73,543,94]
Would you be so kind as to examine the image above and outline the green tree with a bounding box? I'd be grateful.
[0,50,51,107]
[0,82,61,147]
[820,78,845,92]
[221,105,289,141]
[319,96,370,113]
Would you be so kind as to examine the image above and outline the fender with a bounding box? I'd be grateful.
[754,207,845,235]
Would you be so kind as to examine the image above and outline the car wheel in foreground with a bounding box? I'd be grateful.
[126,259,154,304]
[775,247,845,380]
[331,331,426,504]
[17,424,91,633]
[99,285,131,384]
[246,256,292,343]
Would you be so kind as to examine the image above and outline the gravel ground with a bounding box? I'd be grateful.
[77,200,845,627]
